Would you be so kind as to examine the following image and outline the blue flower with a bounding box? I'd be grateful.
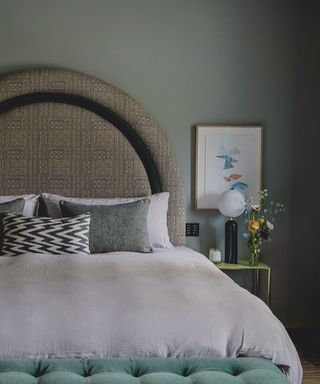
[242,232,250,239]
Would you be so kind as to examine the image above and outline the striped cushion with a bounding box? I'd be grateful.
[1,213,91,256]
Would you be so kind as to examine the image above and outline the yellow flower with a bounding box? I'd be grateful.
[258,218,265,224]
[248,220,260,233]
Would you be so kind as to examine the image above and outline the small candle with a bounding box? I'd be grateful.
[209,248,222,263]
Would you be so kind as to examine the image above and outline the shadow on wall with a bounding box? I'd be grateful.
[288,0,320,332]
[188,124,225,255]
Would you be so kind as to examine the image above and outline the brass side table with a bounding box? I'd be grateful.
[215,261,272,307]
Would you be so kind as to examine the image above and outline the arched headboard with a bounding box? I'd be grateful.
[0,68,185,245]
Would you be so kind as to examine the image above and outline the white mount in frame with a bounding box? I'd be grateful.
[195,124,263,210]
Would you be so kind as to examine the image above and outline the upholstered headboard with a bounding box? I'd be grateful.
[0,68,185,245]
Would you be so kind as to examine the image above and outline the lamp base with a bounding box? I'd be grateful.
[225,219,238,263]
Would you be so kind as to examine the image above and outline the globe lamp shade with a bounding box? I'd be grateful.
[218,190,245,218]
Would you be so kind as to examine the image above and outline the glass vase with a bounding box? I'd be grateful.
[249,249,260,266]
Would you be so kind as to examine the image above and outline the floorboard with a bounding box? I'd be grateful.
[300,351,320,384]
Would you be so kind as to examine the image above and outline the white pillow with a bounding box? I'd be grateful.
[0,194,39,216]
[41,192,173,248]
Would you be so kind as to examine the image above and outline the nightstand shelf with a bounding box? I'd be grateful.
[216,261,272,307]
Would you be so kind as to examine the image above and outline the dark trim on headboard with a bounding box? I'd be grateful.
[0,92,162,194]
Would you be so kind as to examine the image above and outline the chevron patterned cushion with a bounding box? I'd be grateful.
[1,213,91,256]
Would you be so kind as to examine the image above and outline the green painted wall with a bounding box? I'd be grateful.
[0,0,314,328]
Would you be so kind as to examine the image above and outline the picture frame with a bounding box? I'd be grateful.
[195,124,263,210]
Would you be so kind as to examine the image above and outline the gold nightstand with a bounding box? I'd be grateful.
[215,261,272,307]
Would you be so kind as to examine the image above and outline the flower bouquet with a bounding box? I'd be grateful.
[241,190,285,266]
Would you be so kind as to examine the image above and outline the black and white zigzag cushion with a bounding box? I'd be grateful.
[1,213,91,256]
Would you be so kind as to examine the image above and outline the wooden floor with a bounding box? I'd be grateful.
[301,353,320,384]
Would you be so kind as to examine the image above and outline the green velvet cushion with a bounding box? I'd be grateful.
[0,198,25,251]
[60,199,152,254]
[0,357,290,384]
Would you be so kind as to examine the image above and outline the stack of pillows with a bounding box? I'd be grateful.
[0,193,172,256]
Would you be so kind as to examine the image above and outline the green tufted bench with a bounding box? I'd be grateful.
[0,357,290,383]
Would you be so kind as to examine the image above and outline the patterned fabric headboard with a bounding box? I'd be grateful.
[0,68,185,245]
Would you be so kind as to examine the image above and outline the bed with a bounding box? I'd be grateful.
[0,68,302,384]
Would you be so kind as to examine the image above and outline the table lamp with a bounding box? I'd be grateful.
[218,190,245,264]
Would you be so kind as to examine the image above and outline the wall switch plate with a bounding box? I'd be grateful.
[186,223,200,237]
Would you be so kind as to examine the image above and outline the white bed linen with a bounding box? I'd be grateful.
[0,247,302,383]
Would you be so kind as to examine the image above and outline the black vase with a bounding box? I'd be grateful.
[225,219,238,263]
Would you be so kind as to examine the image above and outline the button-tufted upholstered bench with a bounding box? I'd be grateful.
[0,357,290,383]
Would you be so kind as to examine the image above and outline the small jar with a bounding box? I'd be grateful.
[209,248,222,263]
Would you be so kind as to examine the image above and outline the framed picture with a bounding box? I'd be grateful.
[195,124,263,210]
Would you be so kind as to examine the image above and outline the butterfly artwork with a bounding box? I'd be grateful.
[230,181,248,190]
[216,155,238,169]
[195,125,262,209]
[217,148,249,191]
[224,174,242,182]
